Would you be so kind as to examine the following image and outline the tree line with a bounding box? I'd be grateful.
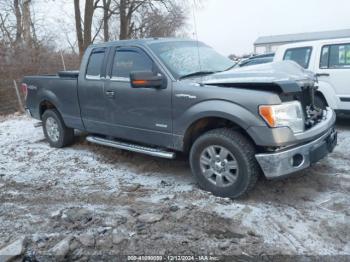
[1,0,187,54]
[73,0,187,58]
[0,0,189,81]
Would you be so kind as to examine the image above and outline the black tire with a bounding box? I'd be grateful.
[189,128,260,198]
[42,109,74,148]
[314,94,327,110]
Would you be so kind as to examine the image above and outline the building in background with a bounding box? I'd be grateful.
[254,28,350,54]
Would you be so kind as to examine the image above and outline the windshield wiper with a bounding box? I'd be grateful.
[223,63,237,72]
[179,71,218,80]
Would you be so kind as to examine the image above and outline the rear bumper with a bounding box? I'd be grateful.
[255,118,337,179]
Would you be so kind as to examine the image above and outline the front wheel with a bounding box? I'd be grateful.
[189,128,260,198]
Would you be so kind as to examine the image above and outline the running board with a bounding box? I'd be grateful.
[34,121,43,128]
[86,136,176,159]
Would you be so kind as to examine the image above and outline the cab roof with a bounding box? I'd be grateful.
[89,37,195,48]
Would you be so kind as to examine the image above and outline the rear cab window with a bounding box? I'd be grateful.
[86,48,106,79]
[283,47,312,68]
[320,43,350,69]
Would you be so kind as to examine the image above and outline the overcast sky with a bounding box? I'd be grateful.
[37,0,350,56]
[190,0,350,55]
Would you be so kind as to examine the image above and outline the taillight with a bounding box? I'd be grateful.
[21,83,28,100]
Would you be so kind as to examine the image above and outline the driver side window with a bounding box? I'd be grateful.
[111,49,154,79]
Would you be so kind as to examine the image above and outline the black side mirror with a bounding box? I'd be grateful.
[130,71,164,88]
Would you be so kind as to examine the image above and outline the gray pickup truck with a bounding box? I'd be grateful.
[22,38,337,198]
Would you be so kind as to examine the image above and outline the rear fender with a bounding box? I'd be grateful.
[37,89,62,118]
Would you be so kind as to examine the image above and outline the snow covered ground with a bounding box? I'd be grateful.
[0,115,349,260]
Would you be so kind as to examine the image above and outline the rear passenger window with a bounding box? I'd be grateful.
[321,43,350,69]
[283,47,312,68]
[111,49,153,78]
[86,49,105,79]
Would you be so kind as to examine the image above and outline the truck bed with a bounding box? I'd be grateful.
[23,71,84,130]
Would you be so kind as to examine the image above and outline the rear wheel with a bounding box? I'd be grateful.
[189,128,260,198]
[42,109,74,148]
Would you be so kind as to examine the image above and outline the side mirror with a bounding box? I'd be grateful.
[130,71,164,88]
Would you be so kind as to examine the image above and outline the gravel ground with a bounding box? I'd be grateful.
[0,114,349,261]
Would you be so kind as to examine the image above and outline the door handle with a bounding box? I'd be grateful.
[105,90,115,98]
[316,73,330,77]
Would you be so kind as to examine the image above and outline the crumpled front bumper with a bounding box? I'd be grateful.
[255,109,337,179]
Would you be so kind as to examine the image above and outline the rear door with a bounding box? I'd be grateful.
[316,41,350,110]
[78,47,109,134]
[103,46,173,147]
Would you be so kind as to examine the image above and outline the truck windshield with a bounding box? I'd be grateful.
[149,41,235,79]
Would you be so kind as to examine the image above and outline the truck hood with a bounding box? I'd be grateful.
[201,61,315,93]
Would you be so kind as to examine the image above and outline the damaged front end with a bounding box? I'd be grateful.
[202,61,326,132]
[201,61,337,179]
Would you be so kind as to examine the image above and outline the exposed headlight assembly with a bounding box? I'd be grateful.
[259,101,305,133]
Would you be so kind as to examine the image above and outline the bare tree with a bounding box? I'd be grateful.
[73,0,187,56]
[102,0,112,41]
[0,0,80,80]
[74,0,84,57]
[14,0,22,45]
[133,2,186,38]
[0,0,189,68]
[0,0,36,48]
[109,0,187,40]
[117,0,162,40]
[74,0,100,58]
[118,0,131,40]
[0,13,13,46]
[22,0,32,47]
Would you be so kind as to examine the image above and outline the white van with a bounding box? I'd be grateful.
[274,38,350,115]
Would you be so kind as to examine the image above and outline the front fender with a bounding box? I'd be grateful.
[173,100,265,136]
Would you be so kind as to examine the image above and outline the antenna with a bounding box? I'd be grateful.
[192,0,202,72]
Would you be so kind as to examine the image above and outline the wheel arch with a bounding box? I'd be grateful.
[182,116,256,154]
[37,88,63,119]
[39,100,59,119]
[174,100,264,153]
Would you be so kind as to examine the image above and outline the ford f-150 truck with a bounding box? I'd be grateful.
[22,38,337,198]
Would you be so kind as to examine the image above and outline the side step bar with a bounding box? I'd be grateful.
[34,122,43,128]
[86,136,176,159]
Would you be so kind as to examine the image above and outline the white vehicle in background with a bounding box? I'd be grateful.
[274,38,350,115]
